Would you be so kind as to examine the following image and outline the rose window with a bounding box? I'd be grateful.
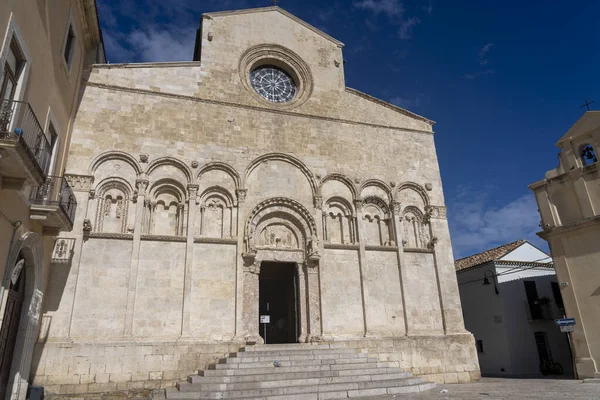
[250,65,297,103]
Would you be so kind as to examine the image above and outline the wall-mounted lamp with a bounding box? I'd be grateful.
[483,270,499,295]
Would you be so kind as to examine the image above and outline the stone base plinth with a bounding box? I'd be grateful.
[32,333,479,396]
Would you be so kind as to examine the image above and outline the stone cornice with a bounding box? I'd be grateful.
[324,243,359,250]
[365,245,399,252]
[403,247,434,254]
[537,214,600,239]
[194,237,238,245]
[85,82,435,135]
[87,232,133,240]
[140,234,186,242]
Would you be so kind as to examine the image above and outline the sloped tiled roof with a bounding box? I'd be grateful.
[455,240,526,272]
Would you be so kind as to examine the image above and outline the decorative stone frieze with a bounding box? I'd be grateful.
[65,174,94,191]
[51,238,76,263]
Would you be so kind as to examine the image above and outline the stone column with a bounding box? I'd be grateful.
[296,262,308,343]
[124,178,148,336]
[242,258,263,344]
[353,199,370,337]
[390,201,409,335]
[177,202,185,236]
[426,205,466,334]
[306,257,322,341]
[181,184,198,337]
[234,189,247,342]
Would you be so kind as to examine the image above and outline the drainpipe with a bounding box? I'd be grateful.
[0,211,22,306]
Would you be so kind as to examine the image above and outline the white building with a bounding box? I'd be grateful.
[455,240,573,378]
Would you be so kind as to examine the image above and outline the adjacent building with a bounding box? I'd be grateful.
[0,1,104,399]
[530,111,600,380]
[456,240,573,378]
[29,6,479,396]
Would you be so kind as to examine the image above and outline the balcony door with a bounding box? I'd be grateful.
[0,40,24,102]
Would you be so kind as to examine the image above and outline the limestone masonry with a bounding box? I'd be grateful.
[32,6,479,395]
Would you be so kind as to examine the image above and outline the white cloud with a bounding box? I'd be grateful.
[399,17,420,39]
[478,43,494,66]
[353,0,404,17]
[448,187,547,259]
[128,28,197,62]
[463,69,494,80]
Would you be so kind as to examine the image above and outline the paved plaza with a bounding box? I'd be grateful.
[355,378,599,400]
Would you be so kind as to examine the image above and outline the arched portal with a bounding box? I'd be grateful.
[242,198,321,344]
[0,232,44,400]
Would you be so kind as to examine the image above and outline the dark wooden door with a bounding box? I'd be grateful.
[0,264,25,400]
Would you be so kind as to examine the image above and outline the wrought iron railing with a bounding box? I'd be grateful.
[30,176,77,226]
[524,300,555,321]
[0,99,51,174]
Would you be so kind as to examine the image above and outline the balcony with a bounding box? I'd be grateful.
[524,300,556,321]
[30,176,77,232]
[0,99,51,188]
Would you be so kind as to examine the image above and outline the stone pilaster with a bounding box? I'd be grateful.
[305,258,322,341]
[353,199,369,337]
[181,184,198,337]
[390,201,408,335]
[296,262,308,343]
[124,178,148,336]
[426,206,466,334]
[234,188,248,341]
[242,259,263,344]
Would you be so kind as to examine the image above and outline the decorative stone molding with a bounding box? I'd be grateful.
[243,262,260,275]
[65,174,94,191]
[51,238,76,263]
[365,245,399,252]
[323,243,359,250]
[403,247,434,254]
[425,183,433,191]
[427,236,438,250]
[353,199,363,209]
[89,189,96,199]
[140,234,187,242]
[191,160,199,168]
[239,44,314,110]
[392,201,401,215]
[87,232,134,240]
[425,205,447,220]
[193,237,237,244]
[135,179,149,196]
[139,154,149,163]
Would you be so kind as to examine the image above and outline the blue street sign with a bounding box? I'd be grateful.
[555,318,576,326]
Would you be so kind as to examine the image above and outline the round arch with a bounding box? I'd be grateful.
[359,179,393,202]
[318,173,358,200]
[196,162,241,189]
[146,157,193,184]
[395,181,430,207]
[244,153,318,197]
[89,150,142,176]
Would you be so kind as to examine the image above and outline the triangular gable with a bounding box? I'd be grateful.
[499,241,551,263]
[557,111,600,144]
[203,6,344,48]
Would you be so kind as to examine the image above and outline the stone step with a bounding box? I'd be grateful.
[189,369,410,384]
[166,379,434,399]
[201,364,404,377]
[179,372,415,391]
[235,348,364,358]
[213,358,390,370]
[241,344,346,352]
[223,353,373,364]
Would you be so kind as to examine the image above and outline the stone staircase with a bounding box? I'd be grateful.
[155,343,435,400]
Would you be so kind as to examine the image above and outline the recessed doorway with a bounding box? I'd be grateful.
[259,262,298,344]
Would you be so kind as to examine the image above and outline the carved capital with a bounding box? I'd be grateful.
[424,205,447,220]
[313,195,323,210]
[65,174,94,192]
[243,260,260,275]
[82,218,93,233]
[392,201,401,215]
[177,202,185,210]
[187,184,199,198]
[353,199,364,209]
[135,179,149,196]
[236,189,248,203]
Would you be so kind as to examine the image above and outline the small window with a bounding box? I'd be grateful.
[0,39,25,101]
[551,281,564,310]
[45,122,59,174]
[63,24,76,69]
[580,144,597,166]
[476,340,484,353]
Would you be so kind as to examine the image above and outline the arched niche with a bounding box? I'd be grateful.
[361,196,393,246]
[244,153,317,204]
[197,162,240,193]
[146,157,192,185]
[396,182,429,210]
[323,197,356,244]
[145,179,186,236]
[90,151,140,187]
[360,180,393,203]
[580,143,598,166]
[402,206,430,249]
[93,178,134,234]
[197,186,235,238]
[319,174,358,200]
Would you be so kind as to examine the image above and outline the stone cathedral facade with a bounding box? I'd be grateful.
[32,7,479,394]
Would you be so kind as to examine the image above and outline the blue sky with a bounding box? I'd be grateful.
[97,0,600,258]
